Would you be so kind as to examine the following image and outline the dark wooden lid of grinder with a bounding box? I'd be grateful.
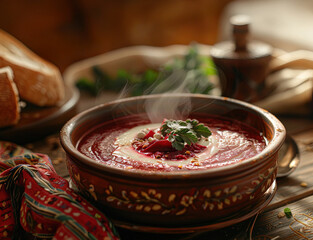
[211,15,272,60]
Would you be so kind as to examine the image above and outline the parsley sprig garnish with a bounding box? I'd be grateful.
[160,119,211,151]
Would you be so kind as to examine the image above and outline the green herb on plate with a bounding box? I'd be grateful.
[76,77,98,96]
[76,66,111,95]
[75,44,217,96]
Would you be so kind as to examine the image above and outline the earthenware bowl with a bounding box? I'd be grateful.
[60,94,285,228]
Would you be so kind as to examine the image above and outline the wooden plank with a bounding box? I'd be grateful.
[23,133,69,178]
[166,195,313,240]
[253,195,313,240]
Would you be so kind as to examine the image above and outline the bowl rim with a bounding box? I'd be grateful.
[60,93,286,180]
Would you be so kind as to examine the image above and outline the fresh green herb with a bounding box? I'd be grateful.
[160,119,211,151]
[76,66,111,95]
[155,44,216,95]
[75,77,98,96]
[92,66,111,91]
[75,44,217,96]
[284,207,292,218]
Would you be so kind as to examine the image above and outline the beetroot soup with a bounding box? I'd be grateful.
[77,114,266,171]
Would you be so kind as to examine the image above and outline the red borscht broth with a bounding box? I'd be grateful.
[77,114,266,171]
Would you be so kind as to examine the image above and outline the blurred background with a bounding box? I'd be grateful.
[1,0,312,72]
[0,0,233,72]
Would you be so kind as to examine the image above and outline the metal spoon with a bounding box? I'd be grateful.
[277,134,300,178]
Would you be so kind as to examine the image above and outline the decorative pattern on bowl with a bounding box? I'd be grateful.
[60,94,285,227]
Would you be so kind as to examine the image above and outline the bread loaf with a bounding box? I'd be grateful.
[0,29,65,106]
[0,66,20,127]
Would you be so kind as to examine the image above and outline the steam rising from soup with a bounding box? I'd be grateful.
[144,70,193,122]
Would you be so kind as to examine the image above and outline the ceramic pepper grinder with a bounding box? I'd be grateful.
[211,15,272,102]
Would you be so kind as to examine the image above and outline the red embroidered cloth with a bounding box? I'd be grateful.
[0,141,120,240]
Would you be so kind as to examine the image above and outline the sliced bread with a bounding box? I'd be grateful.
[0,29,65,106]
[0,66,20,127]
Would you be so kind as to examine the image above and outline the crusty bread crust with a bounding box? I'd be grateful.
[0,29,65,106]
[0,66,20,127]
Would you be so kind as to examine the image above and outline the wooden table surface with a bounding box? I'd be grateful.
[24,93,313,240]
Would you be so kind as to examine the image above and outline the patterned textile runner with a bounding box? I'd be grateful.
[0,141,120,240]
